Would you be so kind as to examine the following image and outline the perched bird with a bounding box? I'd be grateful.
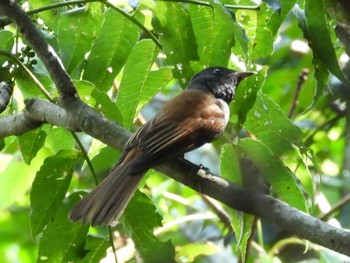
[70,67,254,226]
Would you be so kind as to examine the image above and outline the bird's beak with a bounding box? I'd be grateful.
[236,71,255,82]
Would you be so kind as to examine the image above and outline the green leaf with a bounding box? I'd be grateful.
[230,212,255,262]
[37,192,89,263]
[73,80,96,106]
[244,92,302,155]
[0,30,14,65]
[80,236,109,263]
[0,149,48,209]
[57,8,99,73]
[83,9,141,91]
[153,1,198,86]
[251,0,297,60]
[305,0,347,82]
[188,2,235,68]
[30,150,80,237]
[293,6,330,104]
[231,66,267,129]
[44,127,74,153]
[122,191,176,263]
[219,144,242,184]
[117,39,173,128]
[175,242,219,262]
[14,67,54,99]
[243,93,313,197]
[29,0,64,33]
[17,129,47,165]
[91,88,123,124]
[238,138,307,211]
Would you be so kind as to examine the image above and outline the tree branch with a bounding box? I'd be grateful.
[1,99,350,255]
[1,0,350,257]
[0,82,12,113]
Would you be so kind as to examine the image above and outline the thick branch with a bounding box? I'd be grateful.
[1,100,350,255]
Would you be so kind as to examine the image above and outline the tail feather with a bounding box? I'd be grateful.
[70,166,144,226]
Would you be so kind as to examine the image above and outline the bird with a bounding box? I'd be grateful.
[69,67,254,226]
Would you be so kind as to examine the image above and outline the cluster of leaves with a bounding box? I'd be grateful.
[0,0,349,262]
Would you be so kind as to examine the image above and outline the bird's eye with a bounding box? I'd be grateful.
[213,68,221,74]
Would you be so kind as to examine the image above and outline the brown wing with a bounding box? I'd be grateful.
[121,89,228,174]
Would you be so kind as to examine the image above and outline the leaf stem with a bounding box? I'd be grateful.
[0,50,53,101]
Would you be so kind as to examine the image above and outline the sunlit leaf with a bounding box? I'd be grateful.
[57,8,100,73]
[176,242,219,262]
[83,9,141,91]
[117,39,173,128]
[18,129,47,164]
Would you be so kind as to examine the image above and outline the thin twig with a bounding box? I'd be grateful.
[319,193,350,221]
[0,50,53,101]
[288,68,310,118]
[108,227,119,263]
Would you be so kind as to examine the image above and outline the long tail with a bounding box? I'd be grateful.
[70,165,144,226]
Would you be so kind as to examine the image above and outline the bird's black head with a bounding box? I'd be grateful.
[188,67,254,104]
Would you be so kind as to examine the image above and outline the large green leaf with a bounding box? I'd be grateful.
[153,1,198,86]
[83,9,141,91]
[188,1,236,68]
[117,39,173,128]
[57,8,100,74]
[17,129,47,165]
[37,193,89,263]
[122,191,176,262]
[305,0,347,82]
[30,150,80,237]
[243,93,313,197]
[238,138,307,212]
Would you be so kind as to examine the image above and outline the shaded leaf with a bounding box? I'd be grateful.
[122,191,176,263]
[80,236,109,263]
[30,150,80,237]
[293,6,330,105]
[305,0,347,82]
[238,138,307,211]
[37,192,89,263]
